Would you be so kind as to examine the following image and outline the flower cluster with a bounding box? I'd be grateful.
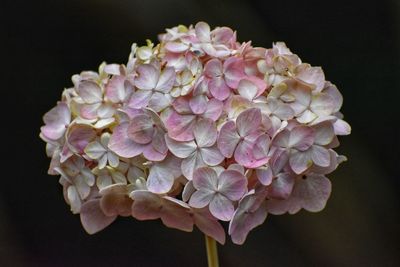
[40,22,350,245]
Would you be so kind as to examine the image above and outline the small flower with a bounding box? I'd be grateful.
[108,108,168,161]
[189,167,247,221]
[204,57,245,100]
[266,173,332,214]
[217,108,269,168]
[40,102,71,141]
[228,186,268,245]
[129,62,176,112]
[166,118,224,179]
[84,132,119,169]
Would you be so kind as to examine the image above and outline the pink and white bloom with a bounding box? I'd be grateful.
[108,108,168,161]
[204,57,245,100]
[217,108,269,168]
[129,63,176,112]
[166,118,224,180]
[189,167,247,221]
[40,22,350,245]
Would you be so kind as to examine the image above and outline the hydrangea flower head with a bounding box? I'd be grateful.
[40,22,350,245]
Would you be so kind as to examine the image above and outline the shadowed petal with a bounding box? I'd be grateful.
[80,199,116,234]
[209,193,234,221]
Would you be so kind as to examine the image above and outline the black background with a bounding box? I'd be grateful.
[2,0,399,266]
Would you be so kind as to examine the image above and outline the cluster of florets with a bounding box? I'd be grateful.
[40,22,350,245]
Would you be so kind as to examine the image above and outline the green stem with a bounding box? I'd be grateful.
[205,235,219,267]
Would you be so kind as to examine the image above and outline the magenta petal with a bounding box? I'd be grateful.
[108,123,145,158]
[80,199,116,234]
[209,193,234,221]
[217,121,240,158]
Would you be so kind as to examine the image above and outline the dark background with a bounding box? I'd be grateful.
[2,0,399,266]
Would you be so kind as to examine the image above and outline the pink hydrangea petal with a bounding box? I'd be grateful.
[149,92,171,112]
[80,103,102,120]
[310,93,335,116]
[296,65,325,92]
[237,79,258,100]
[147,163,175,194]
[165,41,189,53]
[256,166,273,186]
[229,200,267,245]
[286,79,312,115]
[189,189,215,208]
[289,126,315,151]
[128,90,152,109]
[333,119,351,135]
[217,121,240,158]
[189,94,208,114]
[313,121,335,146]
[252,134,271,159]
[266,173,295,199]
[166,112,196,141]
[310,145,330,167]
[172,96,192,114]
[100,193,132,217]
[106,75,129,103]
[193,118,217,147]
[160,198,193,232]
[108,123,145,158]
[134,64,159,90]
[203,98,223,121]
[143,144,167,161]
[192,166,218,190]
[80,199,116,234]
[41,103,71,140]
[193,209,226,245]
[209,193,234,221]
[236,108,261,137]
[200,146,224,166]
[209,77,231,101]
[131,190,162,220]
[195,21,211,43]
[127,114,154,144]
[217,170,247,201]
[266,174,331,214]
[165,135,197,158]
[181,151,205,180]
[67,124,96,154]
[289,150,312,174]
[156,67,176,93]
[77,81,103,104]
[212,26,234,44]
[223,57,245,88]
[204,58,223,78]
